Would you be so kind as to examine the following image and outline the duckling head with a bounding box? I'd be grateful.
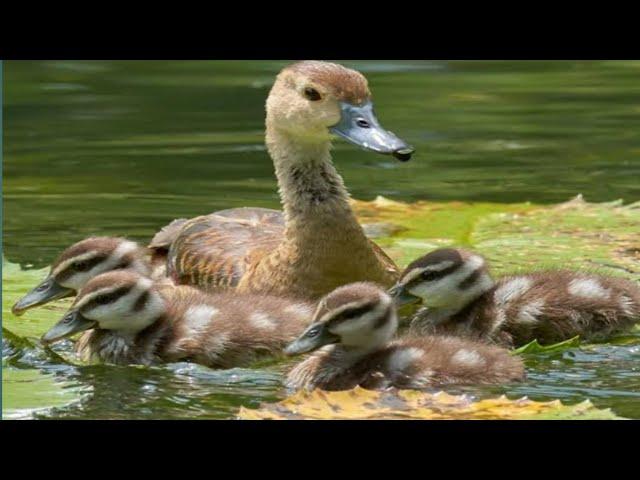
[267,61,414,161]
[390,248,494,311]
[284,282,397,356]
[41,270,165,345]
[12,237,150,316]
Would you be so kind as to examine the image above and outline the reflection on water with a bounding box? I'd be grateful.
[3,61,640,419]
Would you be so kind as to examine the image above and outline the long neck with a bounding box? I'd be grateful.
[266,125,368,246]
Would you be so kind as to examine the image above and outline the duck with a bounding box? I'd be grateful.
[40,270,315,368]
[149,61,414,301]
[389,247,640,347]
[11,237,166,316]
[283,282,525,392]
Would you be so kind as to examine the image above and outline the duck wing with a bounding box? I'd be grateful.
[369,239,400,277]
[166,207,284,290]
[149,218,190,251]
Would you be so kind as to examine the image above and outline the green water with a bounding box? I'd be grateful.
[3,60,640,419]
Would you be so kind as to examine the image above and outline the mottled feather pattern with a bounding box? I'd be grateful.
[167,208,284,291]
[286,334,525,392]
[160,286,314,368]
[414,270,640,347]
[166,205,397,299]
[76,283,314,368]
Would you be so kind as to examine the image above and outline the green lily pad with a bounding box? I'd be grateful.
[513,336,581,355]
[351,195,640,281]
[2,256,72,339]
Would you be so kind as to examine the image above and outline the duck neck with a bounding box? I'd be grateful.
[323,343,373,372]
[266,125,368,246]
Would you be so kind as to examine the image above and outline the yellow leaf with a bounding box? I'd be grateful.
[238,386,623,420]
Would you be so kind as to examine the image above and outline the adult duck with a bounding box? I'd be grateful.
[151,61,414,301]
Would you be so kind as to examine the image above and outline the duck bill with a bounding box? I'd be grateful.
[330,101,414,161]
[388,284,421,307]
[41,310,97,345]
[284,325,339,356]
[11,276,75,316]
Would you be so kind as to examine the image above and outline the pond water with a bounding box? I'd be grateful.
[3,60,640,419]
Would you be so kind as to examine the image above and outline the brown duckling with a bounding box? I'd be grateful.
[390,248,640,347]
[41,270,314,368]
[153,61,414,301]
[11,237,165,316]
[284,282,525,391]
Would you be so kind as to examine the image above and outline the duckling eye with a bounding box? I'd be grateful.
[74,260,91,271]
[421,271,440,282]
[94,295,112,305]
[303,87,322,101]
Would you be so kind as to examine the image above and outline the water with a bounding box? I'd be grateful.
[3,60,640,419]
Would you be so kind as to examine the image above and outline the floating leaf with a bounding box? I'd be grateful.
[350,195,640,281]
[237,386,623,420]
[513,336,581,355]
[472,195,640,279]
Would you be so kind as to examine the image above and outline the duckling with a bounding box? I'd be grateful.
[153,61,414,301]
[284,282,525,392]
[390,248,640,347]
[11,237,163,316]
[41,270,315,368]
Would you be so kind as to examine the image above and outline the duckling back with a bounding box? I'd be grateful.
[418,271,640,347]
[285,334,525,392]
[160,286,314,368]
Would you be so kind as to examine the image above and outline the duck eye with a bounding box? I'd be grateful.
[303,87,322,101]
[421,271,440,282]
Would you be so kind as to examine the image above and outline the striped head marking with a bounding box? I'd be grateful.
[42,270,165,345]
[14,237,149,316]
[391,248,494,310]
[284,282,397,355]
[51,237,150,291]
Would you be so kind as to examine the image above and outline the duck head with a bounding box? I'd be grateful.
[284,282,398,356]
[12,237,150,316]
[266,61,414,161]
[389,248,495,310]
[41,270,165,345]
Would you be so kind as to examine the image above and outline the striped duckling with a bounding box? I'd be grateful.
[284,282,524,391]
[12,237,167,316]
[390,248,640,347]
[41,270,314,368]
